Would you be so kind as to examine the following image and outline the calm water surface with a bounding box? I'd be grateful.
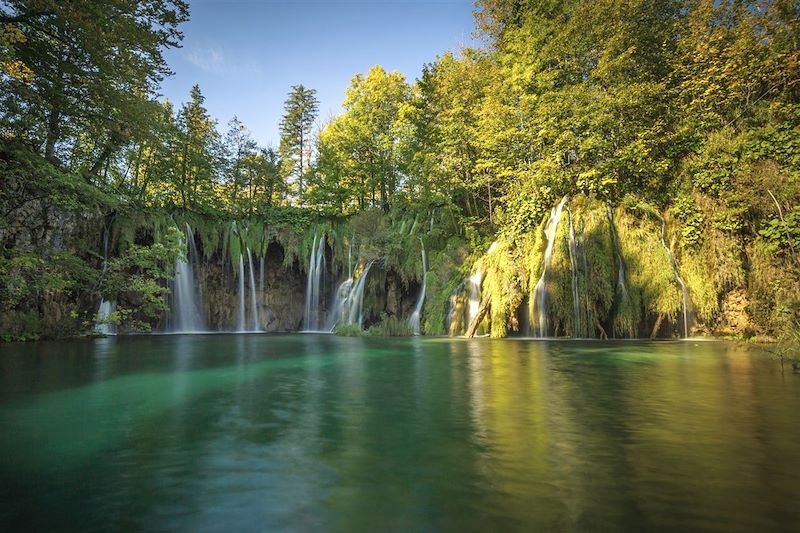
[0,335,798,531]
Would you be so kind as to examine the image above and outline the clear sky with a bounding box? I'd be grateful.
[159,0,480,148]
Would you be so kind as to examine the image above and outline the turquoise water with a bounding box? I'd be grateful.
[1,335,798,531]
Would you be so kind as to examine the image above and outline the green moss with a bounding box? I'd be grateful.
[365,314,413,336]
[422,238,470,336]
[579,201,615,337]
[615,205,682,336]
[484,237,526,338]
[748,239,800,335]
[333,323,363,337]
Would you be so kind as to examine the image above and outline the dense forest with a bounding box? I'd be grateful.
[1,0,798,345]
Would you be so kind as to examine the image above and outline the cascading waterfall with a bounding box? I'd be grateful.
[346,261,374,328]
[303,234,326,331]
[95,300,116,335]
[326,277,353,331]
[532,196,568,337]
[567,208,581,338]
[170,224,206,333]
[466,266,482,327]
[246,247,260,331]
[327,260,376,330]
[237,253,246,332]
[95,223,117,335]
[659,218,691,337]
[408,241,428,335]
[607,206,629,300]
[445,281,465,335]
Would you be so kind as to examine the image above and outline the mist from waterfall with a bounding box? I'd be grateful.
[96,222,117,335]
[95,300,117,335]
[532,197,568,337]
[303,234,326,331]
[237,254,246,332]
[346,261,374,328]
[408,242,428,335]
[326,259,376,331]
[466,265,482,328]
[246,248,261,331]
[169,223,206,333]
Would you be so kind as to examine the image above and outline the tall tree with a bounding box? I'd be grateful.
[175,85,221,210]
[223,116,257,211]
[0,0,188,170]
[314,66,409,212]
[279,85,319,202]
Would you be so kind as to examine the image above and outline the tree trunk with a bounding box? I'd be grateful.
[650,313,664,340]
[89,141,116,177]
[465,295,490,338]
[381,176,389,212]
[44,106,61,163]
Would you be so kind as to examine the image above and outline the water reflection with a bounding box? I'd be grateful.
[0,336,798,531]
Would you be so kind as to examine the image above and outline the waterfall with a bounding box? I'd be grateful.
[659,218,691,337]
[95,300,116,335]
[326,278,353,331]
[445,281,465,335]
[303,234,314,330]
[237,253,246,332]
[567,208,581,338]
[346,261,374,328]
[169,224,206,333]
[96,221,117,335]
[532,196,568,337]
[408,242,428,335]
[326,260,376,330]
[303,234,326,331]
[246,248,260,331]
[466,266,482,328]
[607,206,629,299]
[102,224,110,266]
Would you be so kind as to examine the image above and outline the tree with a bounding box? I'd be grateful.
[0,0,189,171]
[174,85,222,210]
[313,66,409,212]
[279,85,318,202]
[223,116,257,211]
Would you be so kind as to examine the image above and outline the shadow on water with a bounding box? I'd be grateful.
[0,336,798,530]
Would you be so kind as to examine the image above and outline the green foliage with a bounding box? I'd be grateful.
[365,314,413,337]
[759,206,800,257]
[103,225,182,332]
[749,239,800,337]
[672,194,705,249]
[0,311,42,342]
[422,238,471,336]
[3,0,800,341]
[484,238,525,338]
[615,206,682,335]
[332,323,363,337]
[280,85,319,199]
[773,321,800,372]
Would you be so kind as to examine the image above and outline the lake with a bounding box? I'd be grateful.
[1,335,798,531]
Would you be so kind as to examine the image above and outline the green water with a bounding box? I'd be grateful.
[0,335,798,531]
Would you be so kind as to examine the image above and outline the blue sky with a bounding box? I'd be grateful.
[160,0,480,148]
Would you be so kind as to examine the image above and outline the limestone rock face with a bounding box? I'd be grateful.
[194,241,306,332]
[715,289,753,337]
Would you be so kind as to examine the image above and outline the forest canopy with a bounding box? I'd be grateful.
[1,0,799,341]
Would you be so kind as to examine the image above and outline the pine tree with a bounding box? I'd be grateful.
[279,85,319,202]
